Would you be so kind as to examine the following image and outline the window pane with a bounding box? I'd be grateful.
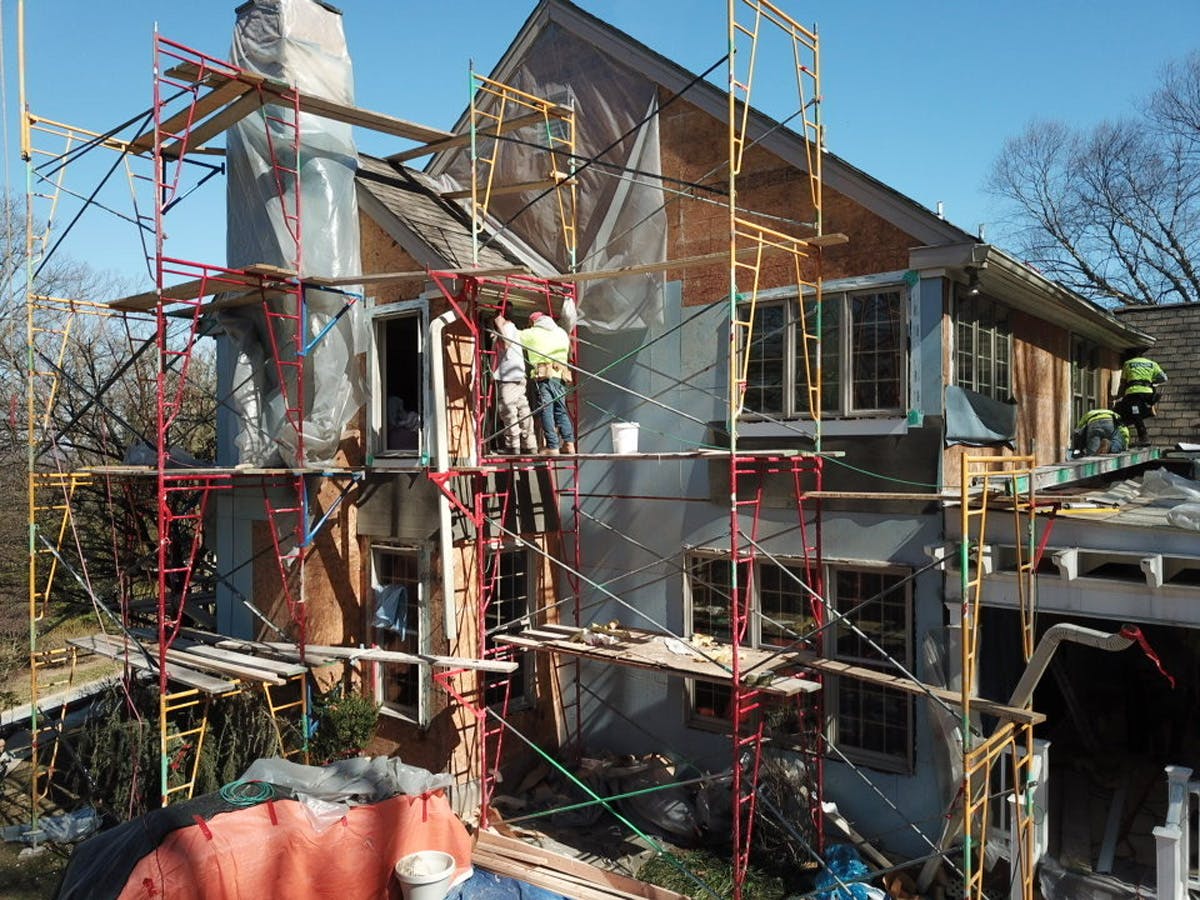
[834,569,908,664]
[831,567,913,768]
[759,564,817,648]
[375,551,420,711]
[850,291,902,410]
[485,550,532,706]
[745,304,785,415]
[797,298,841,415]
[694,681,732,722]
[689,557,738,643]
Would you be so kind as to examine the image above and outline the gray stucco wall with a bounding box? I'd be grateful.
[568,280,951,859]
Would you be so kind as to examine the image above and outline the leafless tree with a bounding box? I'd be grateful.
[988,50,1200,306]
[0,194,216,669]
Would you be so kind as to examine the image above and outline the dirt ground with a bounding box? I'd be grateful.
[0,840,70,899]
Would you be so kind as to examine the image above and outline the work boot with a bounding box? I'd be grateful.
[543,447,560,456]
[1097,438,1111,455]
[562,442,576,455]
[522,443,539,454]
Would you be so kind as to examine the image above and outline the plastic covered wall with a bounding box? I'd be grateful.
[435,23,667,332]
[222,0,364,465]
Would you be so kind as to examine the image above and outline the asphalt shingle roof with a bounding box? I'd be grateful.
[1115,304,1200,447]
[356,155,519,271]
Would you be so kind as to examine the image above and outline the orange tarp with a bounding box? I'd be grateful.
[119,791,472,899]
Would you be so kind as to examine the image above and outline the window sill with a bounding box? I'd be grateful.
[737,417,910,439]
[378,704,421,726]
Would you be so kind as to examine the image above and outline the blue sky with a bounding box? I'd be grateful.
[5,0,1199,291]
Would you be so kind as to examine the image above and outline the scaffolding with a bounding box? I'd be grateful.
[14,2,1058,898]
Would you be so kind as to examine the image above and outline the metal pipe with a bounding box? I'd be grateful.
[430,309,458,641]
[1007,622,1134,710]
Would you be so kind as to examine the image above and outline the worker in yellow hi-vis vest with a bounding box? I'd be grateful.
[1114,349,1167,446]
[496,299,578,455]
[1072,408,1130,457]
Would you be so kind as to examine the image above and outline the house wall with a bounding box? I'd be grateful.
[568,278,948,858]
[352,213,566,782]
[657,93,916,304]
[942,301,1121,487]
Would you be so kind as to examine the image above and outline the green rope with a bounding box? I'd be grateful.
[219,779,274,806]
[486,707,722,900]
[502,772,722,826]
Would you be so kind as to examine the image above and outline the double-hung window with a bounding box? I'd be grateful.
[955,292,1012,400]
[828,567,914,773]
[371,546,426,722]
[683,554,915,773]
[743,288,904,418]
[484,548,537,708]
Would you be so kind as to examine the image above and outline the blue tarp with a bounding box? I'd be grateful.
[449,869,568,899]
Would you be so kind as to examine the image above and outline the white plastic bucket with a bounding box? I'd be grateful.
[610,421,640,454]
[394,850,456,900]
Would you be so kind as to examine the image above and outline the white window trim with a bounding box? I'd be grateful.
[370,543,432,726]
[368,296,430,466]
[740,284,909,422]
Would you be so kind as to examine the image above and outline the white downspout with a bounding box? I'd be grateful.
[430,309,457,641]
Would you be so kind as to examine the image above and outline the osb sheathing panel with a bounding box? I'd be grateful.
[250,435,364,647]
[656,92,918,303]
[371,536,567,785]
[943,307,1073,487]
[359,212,428,305]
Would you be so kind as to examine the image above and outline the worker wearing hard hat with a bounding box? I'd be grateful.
[496,299,578,455]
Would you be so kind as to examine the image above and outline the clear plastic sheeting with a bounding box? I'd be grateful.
[435,23,666,332]
[1137,467,1200,503]
[922,627,966,813]
[239,755,454,804]
[1167,503,1200,531]
[1038,855,1146,899]
[221,0,364,466]
[1,806,99,844]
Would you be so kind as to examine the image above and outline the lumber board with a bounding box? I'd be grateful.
[474,831,688,900]
[305,265,527,288]
[503,624,1043,724]
[128,78,251,153]
[247,641,519,673]
[440,178,562,201]
[552,240,828,284]
[68,635,235,694]
[498,625,820,697]
[161,89,264,158]
[156,645,284,685]
[108,263,295,312]
[183,645,307,678]
[387,106,572,163]
[790,652,1045,725]
[110,278,207,312]
[126,627,309,677]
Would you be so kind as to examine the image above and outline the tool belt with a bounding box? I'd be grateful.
[533,362,572,383]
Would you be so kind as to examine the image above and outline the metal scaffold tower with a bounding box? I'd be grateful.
[426,71,584,826]
[959,455,1039,900]
[727,2,827,894]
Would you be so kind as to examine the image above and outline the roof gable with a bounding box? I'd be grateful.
[471,0,973,247]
